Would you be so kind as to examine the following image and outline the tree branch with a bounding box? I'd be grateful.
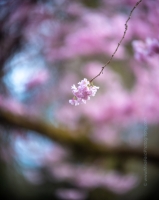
[0,106,159,165]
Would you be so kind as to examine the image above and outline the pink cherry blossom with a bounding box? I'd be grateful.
[132,38,159,61]
[69,78,99,106]
[69,99,80,106]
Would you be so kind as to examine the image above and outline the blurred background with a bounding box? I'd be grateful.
[0,0,159,199]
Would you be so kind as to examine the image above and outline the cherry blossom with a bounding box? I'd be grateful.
[69,78,99,106]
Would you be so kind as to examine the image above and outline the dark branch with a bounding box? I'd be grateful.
[0,106,159,166]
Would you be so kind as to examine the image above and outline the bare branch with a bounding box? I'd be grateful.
[0,106,159,165]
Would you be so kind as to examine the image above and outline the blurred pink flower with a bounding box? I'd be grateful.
[52,164,75,180]
[101,172,138,194]
[25,70,49,90]
[51,163,139,194]
[132,38,159,61]
[92,126,119,147]
[56,189,87,200]
[0,96,26,115]
[74,167,138,194]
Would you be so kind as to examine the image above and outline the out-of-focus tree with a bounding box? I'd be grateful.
[0,0,159,200]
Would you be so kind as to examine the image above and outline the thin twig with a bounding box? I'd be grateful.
[90,0,142,83]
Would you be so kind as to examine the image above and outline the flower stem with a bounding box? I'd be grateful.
[89,0,143,83]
